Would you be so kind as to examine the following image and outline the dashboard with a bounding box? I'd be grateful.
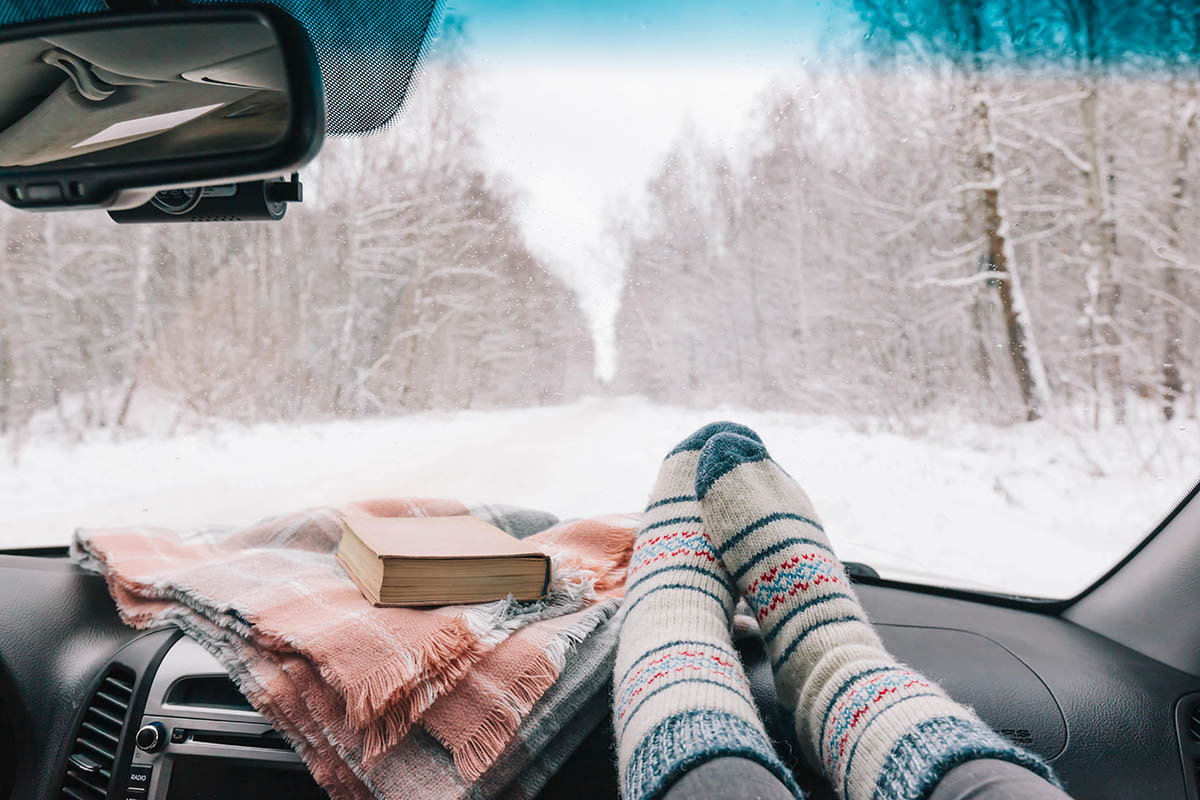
[81,633,326,800]
[0,553,1198,800]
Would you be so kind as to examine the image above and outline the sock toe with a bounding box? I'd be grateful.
[695,432,771,499]
[669,421,763,457]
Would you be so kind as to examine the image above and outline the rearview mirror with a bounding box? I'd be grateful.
[0,6,324,212]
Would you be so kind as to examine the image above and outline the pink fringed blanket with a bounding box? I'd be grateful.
[72,498,636,799]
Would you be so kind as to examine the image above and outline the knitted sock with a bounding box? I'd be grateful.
[614,423,802,800]
[695,431,1059,800]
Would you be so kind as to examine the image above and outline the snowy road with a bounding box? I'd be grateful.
[3,396,1197,598]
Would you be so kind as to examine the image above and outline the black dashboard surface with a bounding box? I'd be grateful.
[0,555,143,800]
[859,583,1200,799]
[1,554,1197,800]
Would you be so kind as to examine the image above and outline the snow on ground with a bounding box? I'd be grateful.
[3,395,1198,599]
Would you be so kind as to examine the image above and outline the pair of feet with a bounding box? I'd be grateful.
[613,422,1055,800]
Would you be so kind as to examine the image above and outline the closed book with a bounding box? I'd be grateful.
[335,514,551,607]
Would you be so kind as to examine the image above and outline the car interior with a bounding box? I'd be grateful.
[1,0,1199,799]
[2,490,1199,799]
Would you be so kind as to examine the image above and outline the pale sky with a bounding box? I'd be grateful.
[441,0,841,379]
[472,64,774,379]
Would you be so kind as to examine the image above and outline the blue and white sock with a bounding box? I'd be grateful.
[696,430,1060,800]
[614,423,802,800]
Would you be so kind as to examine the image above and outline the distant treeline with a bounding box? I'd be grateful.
[614,0,1200,426]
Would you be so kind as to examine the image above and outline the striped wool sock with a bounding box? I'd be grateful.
[614,423,802,800]
[695,431,1058,800]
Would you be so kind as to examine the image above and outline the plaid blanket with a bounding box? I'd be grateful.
[72,499,636,800]
[391,610,619,800]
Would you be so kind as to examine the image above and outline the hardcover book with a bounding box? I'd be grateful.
[336,514,551,607]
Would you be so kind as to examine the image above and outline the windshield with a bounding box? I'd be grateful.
[2,0,1199,600]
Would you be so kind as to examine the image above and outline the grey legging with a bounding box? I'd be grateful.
[663,756,1071,800]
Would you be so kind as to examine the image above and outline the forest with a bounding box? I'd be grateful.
[0,40,594,448]
[4,0,1200,453]
[616,0,1200,429]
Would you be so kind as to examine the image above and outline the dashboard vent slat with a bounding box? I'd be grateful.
[86,705,125,729]
[59,664,136,800]
[103,675,133,695]
[80,720,119,745]
[94,690,128,710]
[61,786,101,800]
[1190,705,1200,743]
[75,735,115,763]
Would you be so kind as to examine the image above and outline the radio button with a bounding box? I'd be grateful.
[127,763,153,791]
[135,723,165,752]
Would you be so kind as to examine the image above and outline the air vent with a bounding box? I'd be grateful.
[60,664,135,800]
[1190,702,1200,743]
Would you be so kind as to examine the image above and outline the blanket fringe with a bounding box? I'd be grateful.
[450,704,525,781]
[540,600,620,672]
[444,650,561,780]
[358,634,492,767]
[593,527,635,592]
[343,614,479,729]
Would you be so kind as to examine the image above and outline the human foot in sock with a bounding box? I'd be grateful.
[696,431,1058,800]
[613,423,801,800]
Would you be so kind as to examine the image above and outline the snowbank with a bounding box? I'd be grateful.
[3,396,1196,599]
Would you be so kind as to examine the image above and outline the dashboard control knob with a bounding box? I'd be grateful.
[135,722,166,752]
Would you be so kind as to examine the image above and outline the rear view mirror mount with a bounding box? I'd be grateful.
[108,172,303,223]
[0,4,324,214]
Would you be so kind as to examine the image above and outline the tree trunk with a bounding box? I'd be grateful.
[972,84,1051,420]
[117,229,154,429]
[970,281,992,385]
[0,226,12,436]
[960,189,993,386]
[1080,79,1124,423]
[1162,85,1195,421]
